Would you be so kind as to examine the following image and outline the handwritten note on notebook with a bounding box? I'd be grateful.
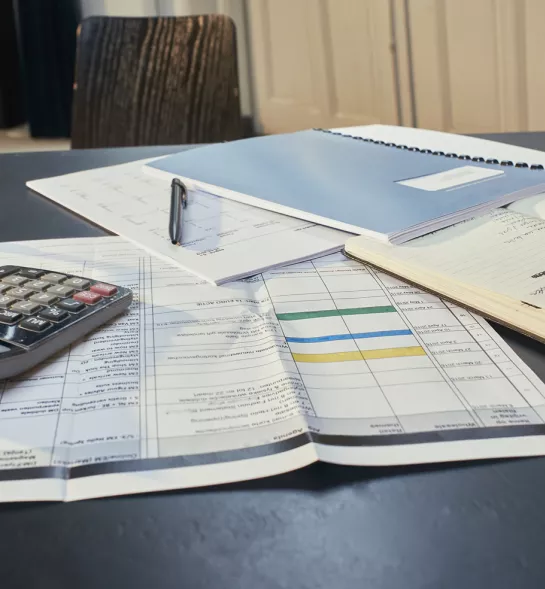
[27,159,347,285]
[351,208,545,305]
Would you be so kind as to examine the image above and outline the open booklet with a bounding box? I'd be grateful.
[1,236,545,502]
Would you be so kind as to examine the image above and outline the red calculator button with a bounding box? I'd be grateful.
[73,291,102,305]
[90,283,118,297]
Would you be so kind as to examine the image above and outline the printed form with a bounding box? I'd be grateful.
[1,237,545,501]
[26,160,347,284]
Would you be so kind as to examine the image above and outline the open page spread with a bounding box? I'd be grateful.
[1,237,545,502]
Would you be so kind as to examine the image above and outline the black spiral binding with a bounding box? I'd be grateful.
[313,128,545,170]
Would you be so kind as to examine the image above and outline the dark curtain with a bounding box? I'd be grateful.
[0,1,24,128]
[14,0,80,138]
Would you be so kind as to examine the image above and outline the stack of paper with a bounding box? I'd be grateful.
[27,159,347,285]
[10,124,545,503]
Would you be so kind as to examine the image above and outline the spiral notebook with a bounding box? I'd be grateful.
[342,125,545,343]
[144,127,545,244]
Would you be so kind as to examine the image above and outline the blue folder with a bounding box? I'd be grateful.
[145,129,545,243]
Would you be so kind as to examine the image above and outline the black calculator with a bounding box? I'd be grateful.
[0,265,132,380]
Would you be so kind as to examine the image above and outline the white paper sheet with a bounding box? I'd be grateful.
[2,237,545,501]
[26,159,347,285]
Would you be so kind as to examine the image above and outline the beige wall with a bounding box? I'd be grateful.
[408,0,545,133]
[248,0,545,134]
[247,0,399,133]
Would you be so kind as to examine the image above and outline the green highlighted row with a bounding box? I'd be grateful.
[276,306,396,321]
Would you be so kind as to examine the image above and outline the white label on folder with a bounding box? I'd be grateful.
[398,166,504,191]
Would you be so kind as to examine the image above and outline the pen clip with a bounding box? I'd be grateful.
[170,178,188,246]
[172,178,188,208]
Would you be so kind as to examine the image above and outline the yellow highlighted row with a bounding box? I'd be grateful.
[292,346,426,363]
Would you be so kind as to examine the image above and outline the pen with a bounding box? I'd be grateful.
[169,178,187,245]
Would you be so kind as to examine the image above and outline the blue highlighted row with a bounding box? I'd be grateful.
[285,329,413,344]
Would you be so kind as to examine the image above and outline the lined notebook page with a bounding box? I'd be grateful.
[352,209,545,306]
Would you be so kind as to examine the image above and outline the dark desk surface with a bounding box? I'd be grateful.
[2,135,545,589]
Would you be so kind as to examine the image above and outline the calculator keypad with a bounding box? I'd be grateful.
[39,307,68,322]
[64,277,90,290]
[18,269,45,279]
[29,292,58,305]
[73,291,102,305]
[11,301,41,315]
[42,273,66,284]
[7,287,33,300]
[0,296,16,309]
[0,310,21,324]
[20,317,50,332]
[26,280,50,291]
[0,266,129,349]
[90,283,118,297]
[46,285,75,297]
[57,299,85,313]
[0,267,19,279]
[2,275,28,287]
